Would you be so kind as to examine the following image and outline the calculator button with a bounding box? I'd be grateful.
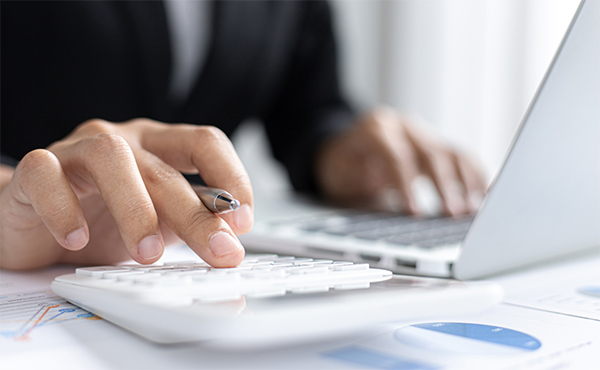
[192,273,241,283]
[270,256,296,262]
[272,262,294,268]
[76,266,130,278]
[331,263,369,272]
[149,267,187,273]
[128,273,161,282]
[119,265,170,272]
[120,263,164,269]
[102,271,145,279]
[135,275,191,286]
[252,261,275,266]
[163,261,201,266]
[239,258,260,264]
[210,266,252,274]
[163,270,207,276]
[189,266,211,271]
[312,260,334,265]
[291,258,314,264]
[252,254,279,260]
[242,270,286,279]
[289,266,328,275]
[293,262,315,267]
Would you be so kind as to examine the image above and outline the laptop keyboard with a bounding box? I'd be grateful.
[293,212,473,249]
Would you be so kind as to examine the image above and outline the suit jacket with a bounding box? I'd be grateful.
[1,1,355,191]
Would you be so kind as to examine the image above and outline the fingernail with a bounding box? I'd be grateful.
[66,228,87,250]
[210,232,243,257]
[233,204,253,231]
[138,235,162,260]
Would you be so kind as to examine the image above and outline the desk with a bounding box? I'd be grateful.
[2,246,599,369]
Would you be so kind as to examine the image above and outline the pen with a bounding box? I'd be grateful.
[191,185,241,214]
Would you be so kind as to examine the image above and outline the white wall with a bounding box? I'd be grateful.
[233,0,581,194]
[330,0,580,176]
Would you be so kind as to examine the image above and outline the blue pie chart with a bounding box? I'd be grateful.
[394,322,541,355]
[578,286,600,298]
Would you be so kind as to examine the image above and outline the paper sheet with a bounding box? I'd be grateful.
[323,304,600,370]
[491,249,600,321]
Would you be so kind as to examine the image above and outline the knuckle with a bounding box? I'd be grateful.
[181,208,216,236]
[126,117,158,130]
[17,151,62,193]
[193,125,229,144]
[45,200,73,222]
[18,149,58,174]
[84,133,131,157]
[421,147,442,165]
[231,172,252,190]
[371,106,396,123]
[143,161,182,187]
[226,174,253,200]
[15,150,62,203]
[76,119,116,135]
[121,198,156,224]
[363,115,388,134]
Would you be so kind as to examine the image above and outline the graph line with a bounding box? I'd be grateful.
[15,304,47,335]
[16,304,59,341]
[1,290,101,341]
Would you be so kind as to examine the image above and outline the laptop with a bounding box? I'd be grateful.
[240,0,600,280]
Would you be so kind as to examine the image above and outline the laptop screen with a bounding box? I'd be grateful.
[454,0,600,279]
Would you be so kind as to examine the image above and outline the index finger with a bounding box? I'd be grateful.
[131,121,253,234]
[359,112,420,214]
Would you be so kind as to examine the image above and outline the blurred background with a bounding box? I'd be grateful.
[232,0,580,197]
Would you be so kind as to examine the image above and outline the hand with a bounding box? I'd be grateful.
[315,106,487,216]
[0,119,253,270]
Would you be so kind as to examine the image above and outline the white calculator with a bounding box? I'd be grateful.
[51,255,503,347]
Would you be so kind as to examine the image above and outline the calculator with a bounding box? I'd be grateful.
[51,255,503,347]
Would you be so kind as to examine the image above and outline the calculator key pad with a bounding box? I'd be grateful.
[68,255,392,303]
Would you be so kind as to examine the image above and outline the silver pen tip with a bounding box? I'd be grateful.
[230,199,241,211]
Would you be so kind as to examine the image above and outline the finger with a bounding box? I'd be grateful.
[135,122,253,234]
[52,133,165,264]
[453,152,487,212]
[361,111,420,214]
[135,150,245,267]
[386,140,421,215]
[418,148,469,216]
[12,149,90,251]
[401,117,471,216]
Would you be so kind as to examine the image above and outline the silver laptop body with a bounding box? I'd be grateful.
[240,0,600,280]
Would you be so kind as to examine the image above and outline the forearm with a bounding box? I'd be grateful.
[263,1,356,193]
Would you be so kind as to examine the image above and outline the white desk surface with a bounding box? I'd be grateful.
[2,244,599,370]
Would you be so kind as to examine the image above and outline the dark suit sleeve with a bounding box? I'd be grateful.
[263,1,356,193]
[0,154,19,167]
